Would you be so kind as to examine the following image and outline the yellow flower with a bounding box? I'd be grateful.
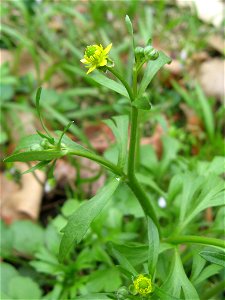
[133,274,152,296]
[80,43,112,74]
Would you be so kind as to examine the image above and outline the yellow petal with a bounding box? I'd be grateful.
[86,65,96,74]
[99,59,107,66]
[104,43,112,55]
[80,58,88,64]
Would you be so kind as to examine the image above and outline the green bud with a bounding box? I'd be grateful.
[144,45,159,60]
[117,286,129,299]
[135,46,145,61]
[40,139,51,149]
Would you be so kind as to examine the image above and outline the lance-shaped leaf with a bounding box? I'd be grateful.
[4,150,67,163]
[147,217,160,274]
[91,73,129,98]
[138,51,171,95]
[59,178,120,262]
[200,250,225,268]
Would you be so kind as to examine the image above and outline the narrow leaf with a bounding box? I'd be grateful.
[147,217,160,274]
[22,161,50,174]
[59,178,120,262]
[91,73,129,98]
[4,150,66,163]
[139,51,171,95]
[200,250,225,267]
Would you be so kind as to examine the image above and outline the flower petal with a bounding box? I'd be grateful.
[99,59,107,66]
[103,43,112,55]
[86,65,96,74]
[80,58,88,64]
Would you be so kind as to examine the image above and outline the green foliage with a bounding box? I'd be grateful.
[1,5,224,300]
[59,178,120,262]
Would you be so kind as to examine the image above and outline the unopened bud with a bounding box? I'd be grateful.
[144,46,159,60]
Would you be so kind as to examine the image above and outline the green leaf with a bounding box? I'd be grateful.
[4,150,67,163]
[107,242,148,267]
[91,73,129,98]
[11,220,44,256]
[179,174,225,230]
[125,15,133,36]
[0,263,19,297]
[15,134,42,152]
[108,243,138,277]
[147,217,160,274]
[161,249,199,299]
[76,294,113,300]
[138,51,171,95]
[86,267,122,293]
[35,87,52,139]
[22,161,50,174]
[195,84,215,141]
[59,178,120,262]
[104,115,129,169]
[132,95,151,110]
[200,250,225,267]
[8,276,42,300]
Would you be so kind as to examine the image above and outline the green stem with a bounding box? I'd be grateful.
[68,150,123,177]
[164,235,225,249]
[107,67,134,101]
[127,176,160,231]
[127,106,138,177]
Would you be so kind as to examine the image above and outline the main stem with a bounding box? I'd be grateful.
[108,66,159,231]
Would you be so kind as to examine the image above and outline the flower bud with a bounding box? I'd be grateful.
[135,46,145,61]
[116,286,129,299]
[144,46,159,60]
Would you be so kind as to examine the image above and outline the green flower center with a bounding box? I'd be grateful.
[85,46,97,58]
[139,279,149,289]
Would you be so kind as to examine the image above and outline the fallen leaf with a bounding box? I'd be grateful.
[0,163,46,223]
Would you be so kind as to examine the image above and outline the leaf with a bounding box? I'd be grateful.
[195,84,215,141]
[35,87,52,140]
[8,276,42,300]
[86,267,122,292]
[107,242,148,267]
[0,263,19,297]
[15,134,42,152]
[194,264,222,286]
[59,178,120,262]
[132,95,151,110]
[91,73,129,98]
[138,51,171,95]
[154,286,181,300]
[125,15,133,36]
[147,217,160,274]
[200,250,225,267]
[11,220,44,256]
[181,174,225,230]
[108,243,138,277]
[22,161,50,174]
[4,150,67,163]
[104,115,129,169]
[161,249,199,299]
[76,294,113,300]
